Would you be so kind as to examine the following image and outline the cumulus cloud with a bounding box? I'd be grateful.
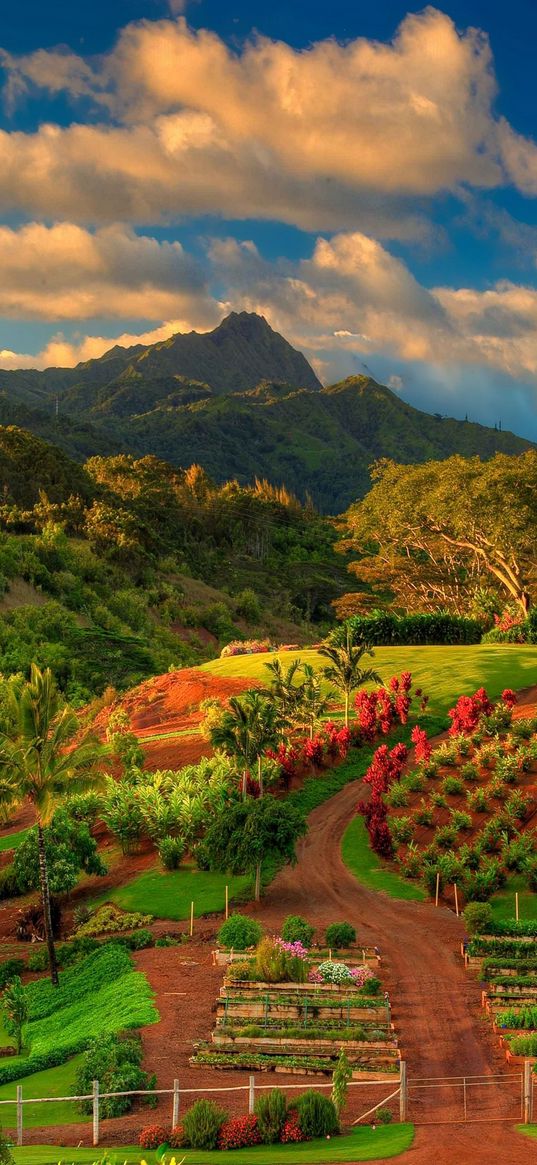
[0,221,221,323]
[0,7,527,233]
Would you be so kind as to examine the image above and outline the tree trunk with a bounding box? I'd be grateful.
[242,769,248,800]
[344,690,349,729]
[37,823,59,987]
[254,861,261,902]
[257,754,263,797]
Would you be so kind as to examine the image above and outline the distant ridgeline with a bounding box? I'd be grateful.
[0,311,532,513]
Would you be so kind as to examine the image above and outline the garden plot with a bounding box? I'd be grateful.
[463,922,537,1068]
[191,940,399,1081]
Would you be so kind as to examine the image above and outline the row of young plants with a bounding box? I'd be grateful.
[462,907,537,1070]
[358,687,537,902]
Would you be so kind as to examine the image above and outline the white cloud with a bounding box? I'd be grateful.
[0,221,220,323]
[0,317,215,370]
[0,7,525,234]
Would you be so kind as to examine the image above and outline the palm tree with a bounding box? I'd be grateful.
[261,658,304,728]
[0,665,106,986]
[296,664,335,739]
[210,691,282,797]
[319,631,382,727]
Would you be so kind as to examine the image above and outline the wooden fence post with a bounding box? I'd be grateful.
[16,1085,22,1147]
[516,891,520,922]
[454,883,459,917]
[225,885,229,920]
[190,901,194,937]
[524,1059,532,1124]
[92,1079,100,1147]
[248,1074,255,1114]
[399,1061,407,1123]
[172,1078,180,1128]
[435,872,440,907]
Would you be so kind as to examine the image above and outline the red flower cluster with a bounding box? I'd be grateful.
[501,688,518,709]
[169,1124,185,1148]
[359,742,408,858]
[354,673,426,741]
[237,771,261,798]
[267,724,351,786]
[302,736,325,766]
[139,1125,168,1150]
[280,1111,307,1143]
[494,610,523,632]
[411,724,432,764]
[324,721,352,758]
[218,1115,262,1149]
[448,687,494,735]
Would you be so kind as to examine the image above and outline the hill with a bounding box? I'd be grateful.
[0,313,532,511]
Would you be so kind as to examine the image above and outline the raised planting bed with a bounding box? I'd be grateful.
[190,1049,400,1079]
[216,945,381,967]
[211,1034,398,1056]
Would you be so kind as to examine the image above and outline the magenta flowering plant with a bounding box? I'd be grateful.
[349,965,375,987]
[275,937,309,960]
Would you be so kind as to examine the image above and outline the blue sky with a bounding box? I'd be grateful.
[2,1,537,437]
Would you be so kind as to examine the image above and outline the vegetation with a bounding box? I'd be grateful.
[0,666,106,984]
[200,797,307,902]
[217,914,263,951]
[319,633,381,727]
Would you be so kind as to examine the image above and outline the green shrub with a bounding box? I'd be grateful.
[158,835,185,870]
[442,776,464,796]
[123,928,153,951]
[325,922,356,950]
[461,763,478,782]
[74,903,153,937]
[376,1106,393,1124]
[295,1090,339,1138]
[183,1099,227,1149]
[389,816,413,846]
[0,1125,13,1165]
[255,937,289,983]
[75,1032,151,1118]
[217,913,263,951]
[0,958,25,989]
[254,1087,287,1143]
[464,901,493,936]
[27,949,49,972]
[341,612,482,646]
[281,915,315,948]
[0,865,21,901]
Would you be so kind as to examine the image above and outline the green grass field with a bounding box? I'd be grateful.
[490,875,537,923]
[0,827,28,853]
[10,1124,415,1163]
[202,645,537,715]
[95,862,251,920]
[342,815,425,901]
[0,1056,85,1128]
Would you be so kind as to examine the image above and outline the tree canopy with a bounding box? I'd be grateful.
[342,453,537,615]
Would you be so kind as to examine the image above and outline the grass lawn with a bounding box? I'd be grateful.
[0,1056,86,1129]
[201,645,537,716]
[95,862,251,920]
[490,875,537,923]
[0,827,28,853]
[342,815,425,901]
[11,1124,415,1163]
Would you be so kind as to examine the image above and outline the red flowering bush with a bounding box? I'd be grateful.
[302,735,325,767]
[218,1115,262,1149]
[448,687,494,735]
[355,673,425,740]
[139,1125,168,1150]
[169,1124,185,1148]
[324,722,352,759]
[358,741,407,858]
[266,742,301,787]
[501,689,518,708]
[494,610,523,633]
[280,1110,307,1143]
[411,725,432,764]
[237,771,261,797]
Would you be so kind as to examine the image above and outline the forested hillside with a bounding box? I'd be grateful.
[0,427,348,701]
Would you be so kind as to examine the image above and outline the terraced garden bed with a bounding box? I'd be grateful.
[464,920,537,1068]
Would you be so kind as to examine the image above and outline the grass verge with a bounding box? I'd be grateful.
[11,1124,415,1163]
[95,863,251,920]
[490,875,537,923]
[0,828,28,853]
[0,1056,86,1128]
[342,816,425,901]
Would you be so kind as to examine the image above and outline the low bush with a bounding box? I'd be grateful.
[281,915,315,948]
[296,1089,339,1138]
[158,835,185,870]
[74,904,153,937]
[0,865,21,901]
[139,1124,168,1149]
[342,612,482,646]
[27,949,49,972]
[0,958,25,989]
[281,1110,306,1143]
[217,913,263,951]
[255,1087,288,1143]
[464,901,493,936]
[77,1032,152,1119]
[218,1115,262,1149]
[325,922,356,950]
[183,1099,227,1149]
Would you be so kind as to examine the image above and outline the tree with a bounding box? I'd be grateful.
[13,809,106,895]
[0,665,106,986]
[200,797,307,901]
[209,692,282,796]
[343,453,537,615]
[261,658,304,725]
[3,977,28,1055]
[295,663,335,739]
[319,633,381,727]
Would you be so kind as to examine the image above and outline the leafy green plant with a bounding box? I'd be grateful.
[74,904,153,937]
[75,1032,151,1118]
[2,976,28,1054]
[463,901,493,936]
[254,1087,288,1143]
[183,1099,227,1149]
[442,776,464,796]
[325,922,357,950]
[332,1050,352,1117]
[281,915,315,948]
[217,913,263,951]
[158,835,185,870]
[389,816,413,846]
[295,1089,339,1137]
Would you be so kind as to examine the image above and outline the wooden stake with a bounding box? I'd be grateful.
[190,901,194,937]
[225,884,229,920]
[435,871,440,907]
[516,891,520,922]
[454,883,459,917]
